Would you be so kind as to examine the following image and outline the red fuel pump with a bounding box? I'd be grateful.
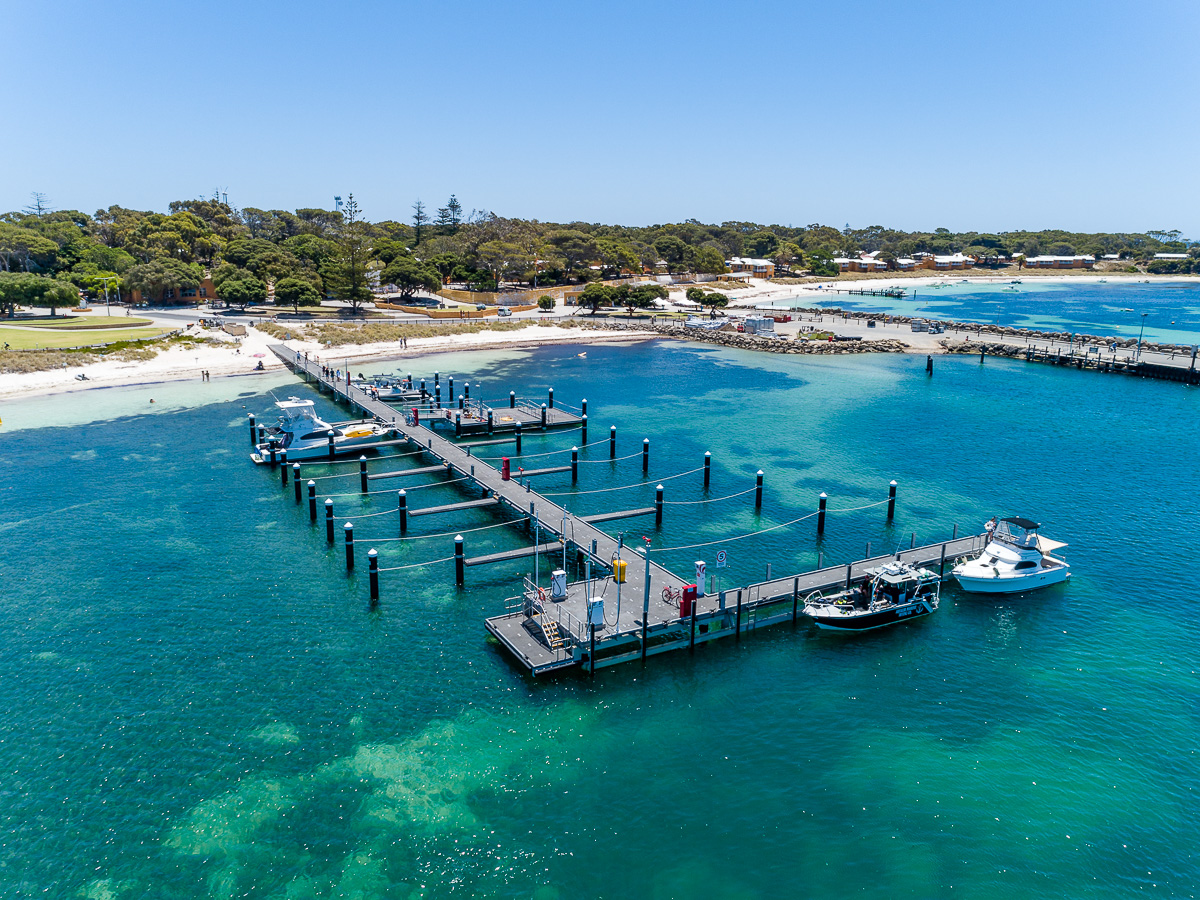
[501,457,511,480]
[681,584,698,618]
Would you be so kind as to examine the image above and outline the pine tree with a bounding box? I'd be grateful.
[324,194,373,313]
[412,200,428,246]
[447,195,462,229]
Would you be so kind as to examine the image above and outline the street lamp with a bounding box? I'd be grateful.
[1136,312,1148,362]
[99,275,116,315]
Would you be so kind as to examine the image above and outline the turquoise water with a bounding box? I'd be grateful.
[3,342,1199,899]
[761,279,1200,346]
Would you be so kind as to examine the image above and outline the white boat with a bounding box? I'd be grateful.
[952,517,1070,594]
[253,397,395,462]
[803,561,940,632]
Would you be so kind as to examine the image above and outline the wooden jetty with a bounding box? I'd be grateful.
[1020,346,1200,385]
[269,345,989,678]
[829,287,907,299]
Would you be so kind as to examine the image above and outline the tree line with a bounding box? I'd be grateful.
[1,190,1197,316]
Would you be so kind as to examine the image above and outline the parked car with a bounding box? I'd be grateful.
[497,307,512,317]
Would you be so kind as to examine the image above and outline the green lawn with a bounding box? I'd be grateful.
[0,327,169,350]
[8,315,154,329]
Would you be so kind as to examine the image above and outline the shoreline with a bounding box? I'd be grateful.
[0,325,654,402]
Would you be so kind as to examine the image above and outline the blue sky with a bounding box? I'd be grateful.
[5,0,1199,235]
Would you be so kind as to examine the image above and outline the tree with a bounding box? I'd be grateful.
[623,283,668,317]
[124,258,201,303]
[686,286,705,304]
[412,199,429,246]
[216,272,268,308]
[447,195,463,229]
[703,291,729,318]
[323,194,373,312]
[380,255,442,299]
[0,224,59,271]
[23,192,52,219]
[537,295,554,311]
[690,246,727,275]
[274,276,321,313]
[577,282,612,314]
[0,272,78,317]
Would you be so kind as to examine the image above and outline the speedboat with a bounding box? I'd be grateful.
[252,397,395,462]
[803,561,940,632]
[952,517,1070,594]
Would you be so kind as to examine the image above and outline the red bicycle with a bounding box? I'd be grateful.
[661,585,682,607]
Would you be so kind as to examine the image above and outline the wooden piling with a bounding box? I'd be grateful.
[327,430,335,461]
[926,354,934,375]
[359,456,368,494]
[817,492,827,536]
[465,382,470,401]
[293,464,302,503]
[572,448,579,482]
[655,485,664,527]
[581,398,587,416]
[792,577,800,624]
[398,489,408,533]
[455,414,461,437]
[515,422,522,453]
[548,387,554,409]
[540,404,547,428]
[610,426,616,459]
[887,480,897,521]
[280,450,289,486]
[581,414,587,443]
[509,390,516,408]
[344,522,354,571]
[248,413,256,445]
[704,452,711,489]
[487,410,494,434]
[269,445,277,468]
[455,535,465,585]
[308,480,317,522]
[325,499,334,542]
[755,471,764,509]
[939,542,947,577]
[642,438,649,473]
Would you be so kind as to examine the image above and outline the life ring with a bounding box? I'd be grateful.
[537,587,548,603]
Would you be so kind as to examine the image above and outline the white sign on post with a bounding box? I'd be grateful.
[715,550,728,568]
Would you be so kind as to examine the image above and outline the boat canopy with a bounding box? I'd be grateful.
[1036,536,1068,554]
[1001,516,1040,531]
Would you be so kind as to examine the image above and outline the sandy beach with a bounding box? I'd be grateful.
[0,322,654,400]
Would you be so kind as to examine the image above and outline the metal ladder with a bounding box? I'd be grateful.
[530,599,567,651]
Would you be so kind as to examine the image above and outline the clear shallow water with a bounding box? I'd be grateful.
[761,279,1200,346]
[2,341,1198,899]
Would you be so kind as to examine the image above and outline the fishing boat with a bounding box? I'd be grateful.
[803,561,940,632]
[952,517,1070,594]
[351,374,423,402]
[252,397,395,462]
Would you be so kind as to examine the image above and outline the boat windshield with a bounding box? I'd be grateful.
[994,518,1039,548]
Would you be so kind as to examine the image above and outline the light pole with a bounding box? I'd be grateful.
[99,276,116,316]
[1136,312,1148,362]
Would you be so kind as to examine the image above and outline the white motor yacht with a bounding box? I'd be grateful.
[952,517,1070,594]
[253,398,394,462]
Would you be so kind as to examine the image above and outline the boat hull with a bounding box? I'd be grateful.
[954,567,1070,594]
[253,433,393,462]
[806,601,935,632]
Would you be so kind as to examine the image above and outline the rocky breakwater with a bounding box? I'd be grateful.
[587,321,909,354]
[938,339,1024,358]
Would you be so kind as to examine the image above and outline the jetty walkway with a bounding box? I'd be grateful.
[269,344,987,676]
